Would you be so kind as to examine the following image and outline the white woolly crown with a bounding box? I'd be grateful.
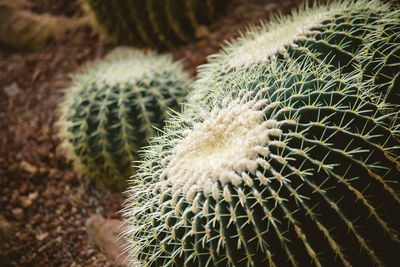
[73,49,186,87]
[157,88,282,201]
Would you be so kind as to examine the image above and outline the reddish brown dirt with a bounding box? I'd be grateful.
[0,0,302,266]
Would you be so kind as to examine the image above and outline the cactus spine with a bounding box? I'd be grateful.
[85,0,232,49]
[57,50,190,189]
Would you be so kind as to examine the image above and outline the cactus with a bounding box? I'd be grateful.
[122,56,400,266]
[192,0,399,107]
[57,50,190,189]
[84,0,232,49]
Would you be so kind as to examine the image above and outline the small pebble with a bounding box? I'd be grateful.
[12,208,24,220]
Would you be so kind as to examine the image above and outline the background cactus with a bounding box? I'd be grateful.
[84,0,232,49]
[57,49,190,189]
[123,58,400,266]
[192,0,399,107]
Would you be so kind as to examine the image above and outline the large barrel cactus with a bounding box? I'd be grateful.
[123,58,400,266]
[84,0,232,49]
[121,0,400,265]
[57,50,190,189]
[192,0,399,107]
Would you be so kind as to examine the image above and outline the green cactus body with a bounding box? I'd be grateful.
[86,0,232,49]
[192,0,399,107]
[86,0,130,44]
[57,50,190,189]
[122,56,400,266]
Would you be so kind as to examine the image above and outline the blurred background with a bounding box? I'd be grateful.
[0,0,329,266]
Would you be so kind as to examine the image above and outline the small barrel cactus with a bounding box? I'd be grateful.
[84,0,232,49]
[122,56,400,266]
[57,49,190,189]
[192,0,399,106]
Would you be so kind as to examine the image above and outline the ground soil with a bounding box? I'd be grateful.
[0,0,302,266]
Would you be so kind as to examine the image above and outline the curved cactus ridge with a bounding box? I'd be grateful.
[57,49,190,189]
[122,56,400,266]
[356,9,400,106]
[84,0,232,49]
[191,0,399,108]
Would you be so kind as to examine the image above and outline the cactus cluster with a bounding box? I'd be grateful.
[57,50,190,189]
[122,0,400,266]
[85,0,232,49]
